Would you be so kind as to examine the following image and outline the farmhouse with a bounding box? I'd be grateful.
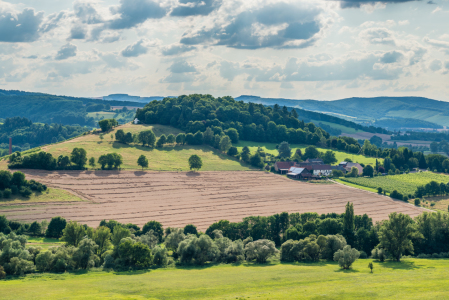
[287,167,315,179]
[307,164,332,176]
[274,161,295,174]
[339,162,363,175]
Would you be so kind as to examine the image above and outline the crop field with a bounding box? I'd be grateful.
[340,172,449,196]
[236,141,381,166]
[1,258,449,299]
[1,171,426,230]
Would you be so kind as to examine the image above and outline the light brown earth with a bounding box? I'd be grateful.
[0,171,427,231]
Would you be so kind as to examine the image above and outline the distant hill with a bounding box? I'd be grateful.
[235,96,449,128]
[0,89,145,127]
[103,94,165,103]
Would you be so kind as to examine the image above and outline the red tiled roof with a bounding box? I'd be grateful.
[275,161,295,169]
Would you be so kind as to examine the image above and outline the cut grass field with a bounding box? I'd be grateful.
[0,124,253,172]
[0,188,83,205]
[236,141,381,166]
[1,258,449,299]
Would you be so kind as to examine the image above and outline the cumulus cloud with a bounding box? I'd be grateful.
[180,2,322,49]
[168,60,197,73]
[161,44,196,56]
[55,43,77,60]
[121,39,149,57]
[171,0,222,17]
[380,51,404,63]
[70,25,87,39]
[360,28,396,45]
[74,1,103,24]
[0,7,44,42]
[337,0,421,9]
[108,0,167,30]
[429,59,442,71]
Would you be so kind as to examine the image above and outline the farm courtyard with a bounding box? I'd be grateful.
[1,171,427,230]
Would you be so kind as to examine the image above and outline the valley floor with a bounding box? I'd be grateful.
[1,258,448,299]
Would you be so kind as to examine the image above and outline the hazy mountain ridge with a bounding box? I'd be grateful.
[235,95,449,128]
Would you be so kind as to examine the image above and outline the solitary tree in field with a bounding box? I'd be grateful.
[333,245,360,269]
[189,155,202,171]
[368,262,374,273]
[89,157,96,169]
[137,155,149,170]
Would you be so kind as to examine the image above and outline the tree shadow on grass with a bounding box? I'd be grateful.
[186,171,200,177]
[133,171,146,176]
[334,268,359,273]
[113,269,152,276]
[377,260,421,270]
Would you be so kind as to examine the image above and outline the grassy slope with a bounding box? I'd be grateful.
[0,188,83,205]
[1,259,449,299]
[40,124,253,171]
[236,141,381,166]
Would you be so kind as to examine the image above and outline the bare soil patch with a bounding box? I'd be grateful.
[1,170,427,231]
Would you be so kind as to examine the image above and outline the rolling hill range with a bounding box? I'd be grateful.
[236,95,449,128]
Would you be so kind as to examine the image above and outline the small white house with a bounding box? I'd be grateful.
[311,165,332,176]
[133,118,140,125]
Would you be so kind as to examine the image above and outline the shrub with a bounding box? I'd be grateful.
[227,147,238,156]
[403,196,409,202]
[414,199,421,206]
[152,246,168,266]
[377,187,383,194]
[10,185,18,195]
[3,189,11,199]
[333,245,360,269]
[20,187,32,198]
[390,190,403,200]
[245,239,278,263]
[0,265,5,279]
[359,251,368,259]
[371,248,386,262]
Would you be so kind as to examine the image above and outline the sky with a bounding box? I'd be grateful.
[0,0,448,100]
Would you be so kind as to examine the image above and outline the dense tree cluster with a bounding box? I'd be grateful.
[0,170,46,199]
[0,117,90,152]
[98,119,118,132]
[8,148,88,171]
[135,95,330,147]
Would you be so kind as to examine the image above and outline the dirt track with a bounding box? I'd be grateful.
[1,171,427,230]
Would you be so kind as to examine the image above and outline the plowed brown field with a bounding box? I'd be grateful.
[1,171,427,230]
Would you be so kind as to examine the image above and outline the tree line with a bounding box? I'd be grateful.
[1,203,447,278]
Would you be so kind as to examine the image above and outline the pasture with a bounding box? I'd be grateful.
[339,172,449,196]
[2,171,425,230]
[36,124,252,172]
[235,141,381,166]
[1,258,449,299]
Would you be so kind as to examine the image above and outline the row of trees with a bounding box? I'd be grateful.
[1,203,447,277]
[8,148,89,171]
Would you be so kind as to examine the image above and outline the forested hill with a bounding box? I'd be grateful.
[0,89,145,126]
[236,95,449,128]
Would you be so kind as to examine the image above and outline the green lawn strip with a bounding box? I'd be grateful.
[235,141,380,166]
[0,188,83,205]
[26,237,64,250]
[1,259,449,299]
[334,179,384,195]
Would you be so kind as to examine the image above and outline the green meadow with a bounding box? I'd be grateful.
[39,124,253,172]
[1,258,449,299]
[236,141,381,166]
[0,188,83,205]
